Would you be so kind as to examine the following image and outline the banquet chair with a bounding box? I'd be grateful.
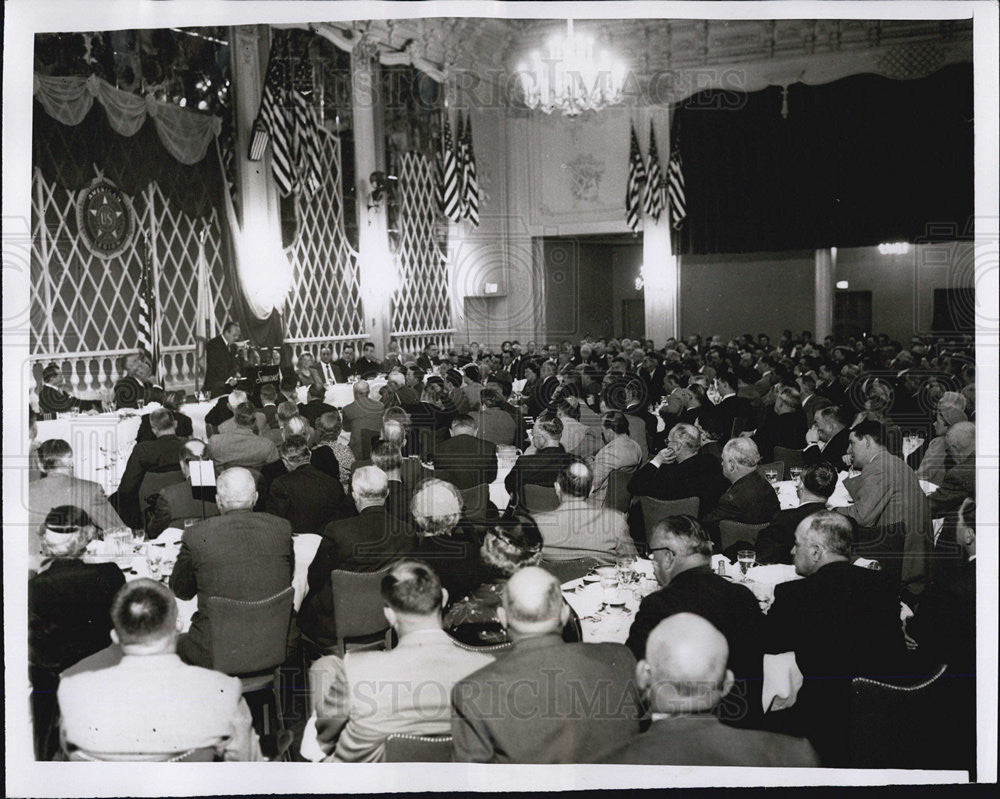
[639,496,700,534]
[602,467,636,514]
[139,470,185,525]
[383,734,454,763]
[847,663,951,769]
[755,461,785,482]
[773,447,806,471]
[208,587,294,758]
[522,484,560,513]
[540,557,602,584]
[451,640,514,654]
[719,520,769,552]
[460,484,492,522]
[329,567,395,659]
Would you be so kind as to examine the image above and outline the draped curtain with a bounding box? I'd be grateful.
[671,64,973,255]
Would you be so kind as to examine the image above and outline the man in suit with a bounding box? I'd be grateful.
[169,467,294,668]
[554,396,603,458]
[114,408,187,528]
[928,421,975,517]
[803,404,852,468]
[753,386,808,462]
[764,511,906,766]
[429,414,498,490]
[604,615,818,766]
[29,439,126,566]
[531,459,637,564]
[797,373,825,428]
[333,344,359,380]
[712,371,754,440]
[700,438,781,548]
[837,420,932,600]
[203,321,242,398]
[297,467,418,652]
[113,353,159,409]
[298,383,338,425]
[342,380,386,460]
[147,439,220,538]
[315,346,345,385]
[264,436,350,535]
[355,341,382,380]
[476,388,517,446]
[36,364,101,416]
[623,379,658,457]
[755,461,838,565]
[451,567,643,763]
[416,343,440,373]
[308,560,493,762]
[626,516,765,729]
[206,402,280,470]
[257,383,282,435]
[503,414,575,509]
[59,579,263,761]
[627,423,727,517]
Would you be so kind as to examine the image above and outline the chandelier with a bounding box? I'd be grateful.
[516,20,627,116]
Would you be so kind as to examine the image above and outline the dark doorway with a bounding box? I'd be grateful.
[931,288,975,333]
[834,290,873,341]
[622,299,645,340]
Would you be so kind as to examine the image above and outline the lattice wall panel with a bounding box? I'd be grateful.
[284,128,365,343]
[391,152,453,347]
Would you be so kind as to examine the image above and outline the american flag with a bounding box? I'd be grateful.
[643,121,666,222]
[437,117,463,222]
[137,235,161,383]
[667,132,687,231]
[291,58,322,197]
[461,113,480,227]
[626,123,646,232]
[253,38,294,195]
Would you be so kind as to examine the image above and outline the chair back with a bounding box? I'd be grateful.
[639,496,700,532]
[853,521,907,589]
[756,461,785,482]
[602,467,636,514]
[522,484,559,513]
[65,745,222,762]
[541,557,601,584]
[331,567,394,656]
[848,664,950,769]
[773,447,806,471]
[139,470,185,513]
[352,427,381,460]
[207,587,293,676]
[460,484,490,521]
[450,640,514,654]
[719,520,769,552]
[383,734,454,763]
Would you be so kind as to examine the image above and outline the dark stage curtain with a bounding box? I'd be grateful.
[671,64,973,254]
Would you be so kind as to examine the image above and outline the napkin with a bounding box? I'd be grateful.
[299,714,326,762]
[763,652,803,713]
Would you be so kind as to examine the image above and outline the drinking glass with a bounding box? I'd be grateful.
[789,467,803,484]
[764,469,779,486]
[146,547,164,579]
[131,529,147,554]
[737,550,756,580]
[597,567,618,605]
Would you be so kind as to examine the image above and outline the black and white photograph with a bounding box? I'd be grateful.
[3,0,997,794]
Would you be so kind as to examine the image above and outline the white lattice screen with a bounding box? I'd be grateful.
[391,152,454,356]
[283,127,367,361]
[30,167,232,395]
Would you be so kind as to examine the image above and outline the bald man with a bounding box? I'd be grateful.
[169,467,294,667]
[342,380,386,459]
[700,437,780,548]
[603,615,818,766]
[928,421,975,518]
[451,567,642,763]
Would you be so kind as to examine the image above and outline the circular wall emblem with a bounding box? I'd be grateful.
[76,179,137,260]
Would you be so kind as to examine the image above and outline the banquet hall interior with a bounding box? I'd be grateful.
[14,9,989,779]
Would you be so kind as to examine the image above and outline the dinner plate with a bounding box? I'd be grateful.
[581,574,600,583]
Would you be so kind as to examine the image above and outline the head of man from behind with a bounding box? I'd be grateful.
[498,566,569,642]
[721,437,760,484]
[351,465,389,511]
[637,614,734,716]
[647,515,713,587]
[530,413,563,450]
[791,510,853,578]
[278,435,311,473]
[450,414,477,438]
[148,408,177,438]
[178,439,209,480]
[380,559,448,637]
[410,479,462,538]
[813,405,850,443]
[554,458,593,504]
[109,579,180,656]
[38,438,74,477]
[41,505,96,559]
[215,467,258,515]
[796,461,838,506]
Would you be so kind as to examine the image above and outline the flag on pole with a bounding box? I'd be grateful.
[437,117,463,222]
[461,113,480,228]
[253,37,294,196]
[667,133,687,231]
[194,225,217,390]
[291,58,323,197]
[643,121,666,222]
[625,123,646,232]
[137,234,161,384]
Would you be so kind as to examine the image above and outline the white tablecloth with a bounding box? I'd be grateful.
[92,527,322,633]
[295,379,387,408]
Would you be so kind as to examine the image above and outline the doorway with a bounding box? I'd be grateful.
[622,299,645,340]
[834,290,873,341]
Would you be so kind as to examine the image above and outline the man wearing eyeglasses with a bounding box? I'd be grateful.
[625,516,765,730]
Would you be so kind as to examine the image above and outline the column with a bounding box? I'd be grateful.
[642,215,680,345]
[815,247,836,341]
[351,42,394,357]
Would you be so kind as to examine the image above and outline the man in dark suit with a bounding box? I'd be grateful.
[753,386,808,462]
[203,321,242,398]
[451,566,642,763]
[355,341,383,380]
[429,414,498,490]
[37,364,101,416]
[315,345,345,385]
[114,408,187,528]
[700,438,781,548]
[333,344,359,380]
[627,422,727,516]
[713,371,754,440]
[264,436,350,534]
[146,439,219,538]
[764,511,906,766]
[928,421,975,517]
[135,392,194,442]
[755,461,838,565]
[503,414,575,509]
[605,615,818,766]
[298,383,338,425]
[803,405,852,468]
[626,516,765,729]
[113,353,159,409]
[416,343,440,373]
[169,467,294,668]
[297,467,418,652]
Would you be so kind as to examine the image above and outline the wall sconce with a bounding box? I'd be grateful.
[367,170,398,211]
[878,242,910,255]
[634,263,645,291]
[836,280,850,289]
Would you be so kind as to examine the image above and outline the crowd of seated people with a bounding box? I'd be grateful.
[26,329,977,770]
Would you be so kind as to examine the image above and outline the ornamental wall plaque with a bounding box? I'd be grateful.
[76,178,138,260]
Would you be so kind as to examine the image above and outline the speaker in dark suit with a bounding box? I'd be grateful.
[202,323,242,398]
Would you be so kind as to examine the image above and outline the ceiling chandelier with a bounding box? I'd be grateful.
[516,19,627,116]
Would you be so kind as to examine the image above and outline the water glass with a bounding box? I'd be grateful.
[146,546,164,579]
[789,467,803,484]
[737,550,756,580]
[136,398,145,410]
[597,566,618,604]
[764,469,779,486]
[131,529,146,554]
